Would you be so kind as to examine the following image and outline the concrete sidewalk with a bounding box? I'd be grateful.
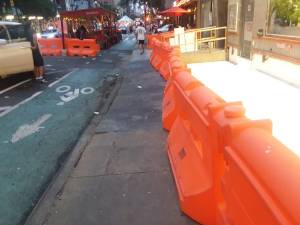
[33,49,197,225]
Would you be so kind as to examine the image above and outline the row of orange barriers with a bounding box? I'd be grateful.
[149,34,300,225]
[38,38,100,57]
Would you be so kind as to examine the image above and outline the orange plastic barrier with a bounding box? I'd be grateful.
[159,47,183,80]
[38,38,62,56]
[150,39,164,71]
[162,69,197,131]
[149,31,300,225]
[215,115,300,225]
[167,82,225,224]
[146,34,157,49]
[66,38,99,57]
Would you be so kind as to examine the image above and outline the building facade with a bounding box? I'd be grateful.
[55,0,115,11]
[227,0,300,83]
[174,0,228,29]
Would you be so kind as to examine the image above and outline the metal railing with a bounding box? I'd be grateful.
[167,26,227,52]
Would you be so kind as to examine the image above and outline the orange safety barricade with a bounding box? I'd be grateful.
[66,38,99,57]
[212,109,300,225]
[162,70,198,131]
[38,38,62,56]
[148,30,300,225]
[159,48,184,80]
[167,80,226,224]
[151,40,164,71]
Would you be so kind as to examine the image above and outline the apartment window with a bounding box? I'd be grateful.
[268,0,300,37]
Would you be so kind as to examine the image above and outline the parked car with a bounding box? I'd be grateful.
[40,29,61,39]
[0,21,34,79]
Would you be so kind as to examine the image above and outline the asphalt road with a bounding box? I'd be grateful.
[0,35,136,225]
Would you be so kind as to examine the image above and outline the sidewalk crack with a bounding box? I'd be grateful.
[69,168,170,179]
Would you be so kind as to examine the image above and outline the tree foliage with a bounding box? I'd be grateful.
[270,0,300,25]
[1,0,56,17]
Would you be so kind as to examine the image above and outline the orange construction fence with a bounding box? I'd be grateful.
[66,38,100,57]
[38,38,100,57]
[38,38,63,56]
[150,36,300,225]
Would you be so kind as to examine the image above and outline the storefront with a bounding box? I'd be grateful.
[60,8,119,48]
[176,0,199,28]
[176,0,227,29]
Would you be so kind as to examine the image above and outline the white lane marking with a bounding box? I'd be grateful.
[60,88,80,103]
[0,106,12,112]
[81,87,94,95]
[48,69,78,88]
[0,79,32,96]
[56,85,71,93]
[46,70,68,75]
[0,92,42,118]
[11,114,52,143]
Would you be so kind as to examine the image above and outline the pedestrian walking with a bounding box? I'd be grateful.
[25,22,47,83]
[135,22,146,55]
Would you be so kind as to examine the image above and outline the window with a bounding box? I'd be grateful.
[6,25,27,42]
[0,26,9,40]
[228,3,239,32]
[268,0,300,37]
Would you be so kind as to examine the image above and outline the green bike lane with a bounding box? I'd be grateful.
[0,68,118,225]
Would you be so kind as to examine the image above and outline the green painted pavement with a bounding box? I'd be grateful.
[0,68,116,225]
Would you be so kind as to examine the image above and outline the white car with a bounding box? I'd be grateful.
[0,21,34,79]
[40,29,61,39]
[157,24,171,33]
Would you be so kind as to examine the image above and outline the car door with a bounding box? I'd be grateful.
[0,24,34,78]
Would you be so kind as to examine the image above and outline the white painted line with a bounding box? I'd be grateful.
[0,91,42,118]
[46,70,68,75]
[0,79,31,96]
[0,106,12,112]
[11,114,52,143]
[48,69,78,88]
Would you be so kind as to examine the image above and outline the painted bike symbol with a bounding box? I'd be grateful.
[56,85,95,106]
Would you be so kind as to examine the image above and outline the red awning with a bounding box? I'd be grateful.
[159,6,190,17]
[60,8,116,19]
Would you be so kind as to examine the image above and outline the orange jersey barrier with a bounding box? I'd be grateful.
[66,38,99,57]
[38,38,62,56]
[150,35,300,225]
[146,34,157,49]
[167,82,225,224]
[162,70,197,131]
[162,69,195,130]
[215,115,300,225]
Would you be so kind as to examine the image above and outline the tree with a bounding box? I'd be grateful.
[270,0,300,25]
[15,0,55,17]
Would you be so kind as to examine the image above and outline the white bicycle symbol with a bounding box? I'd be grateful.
[56,85,95,106]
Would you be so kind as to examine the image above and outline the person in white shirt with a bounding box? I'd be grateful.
[135,22,147,54]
